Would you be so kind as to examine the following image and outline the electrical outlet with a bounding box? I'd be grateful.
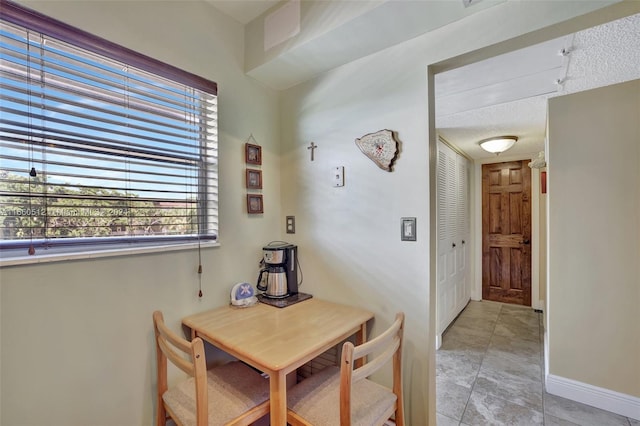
[286,216,295,234]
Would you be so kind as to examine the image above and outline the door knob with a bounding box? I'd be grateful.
[522,239,530,245]
[452,243,456,248]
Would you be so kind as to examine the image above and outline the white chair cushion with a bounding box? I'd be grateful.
[288,366,397,426]
[163,361,269,426]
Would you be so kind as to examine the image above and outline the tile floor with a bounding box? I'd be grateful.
[436,300,639,426]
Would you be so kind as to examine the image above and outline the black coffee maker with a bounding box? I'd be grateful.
[257,242,299,297]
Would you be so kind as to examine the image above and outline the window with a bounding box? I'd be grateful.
[0,1,218,261]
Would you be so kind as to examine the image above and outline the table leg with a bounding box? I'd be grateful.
[269,371,287,425]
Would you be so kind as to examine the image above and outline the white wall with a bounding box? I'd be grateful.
[278,3,625,424]
[547,81,640,399]
[0,2,280,425]
[281,57,432,425]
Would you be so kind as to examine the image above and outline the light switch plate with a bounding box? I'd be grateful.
[333,166,344,187]
[401,217,416,241]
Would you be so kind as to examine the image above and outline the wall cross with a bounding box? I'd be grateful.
[307,142,317,161]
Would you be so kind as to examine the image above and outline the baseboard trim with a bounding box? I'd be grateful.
[545,374,640,420]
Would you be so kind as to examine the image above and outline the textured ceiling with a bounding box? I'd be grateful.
[436,13,640,160]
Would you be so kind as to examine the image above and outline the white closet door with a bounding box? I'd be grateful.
[456,154,471,308]
[436,142,457,344]
[436,140,470,348]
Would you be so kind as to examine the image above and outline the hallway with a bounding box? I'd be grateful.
[436,300,639,425]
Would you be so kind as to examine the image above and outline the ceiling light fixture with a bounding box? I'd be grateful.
[478,136,518,155]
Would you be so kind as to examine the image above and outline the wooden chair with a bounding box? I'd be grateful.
[287,312,405,426]
[153,311,270,426]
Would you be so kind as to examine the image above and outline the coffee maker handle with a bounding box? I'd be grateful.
[256,269,268,291]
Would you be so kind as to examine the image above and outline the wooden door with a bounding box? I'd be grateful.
[482,161,531,306]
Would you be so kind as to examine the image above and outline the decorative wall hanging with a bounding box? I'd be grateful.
[246,169,262,189]
[307,141,317,161]
[245,134,262,165]
[247,194,264,214]
[355,129,399,172]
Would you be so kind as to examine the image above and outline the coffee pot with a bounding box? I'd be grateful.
[257,265,288,298]
[256,242,298,298]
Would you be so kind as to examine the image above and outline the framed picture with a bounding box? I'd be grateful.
[247,194,264,214]
[246,169,262,189]
[245,143,262,165]
[401,217,416,241]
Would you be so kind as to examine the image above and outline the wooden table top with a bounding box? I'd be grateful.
[182,298,374,375]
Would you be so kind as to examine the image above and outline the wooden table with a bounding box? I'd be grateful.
[182,298,374,426]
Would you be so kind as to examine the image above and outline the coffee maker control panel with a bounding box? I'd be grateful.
[264,251,277,263]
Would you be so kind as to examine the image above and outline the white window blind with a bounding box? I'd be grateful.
[0,2,218,258]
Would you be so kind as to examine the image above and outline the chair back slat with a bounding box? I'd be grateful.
[154,311,198,377]
[351,335,399,382]
[351,315,402,361]
[154,311,192,353]
[157,334,196,376]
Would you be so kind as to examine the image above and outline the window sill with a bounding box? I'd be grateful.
[0,240,220,267]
